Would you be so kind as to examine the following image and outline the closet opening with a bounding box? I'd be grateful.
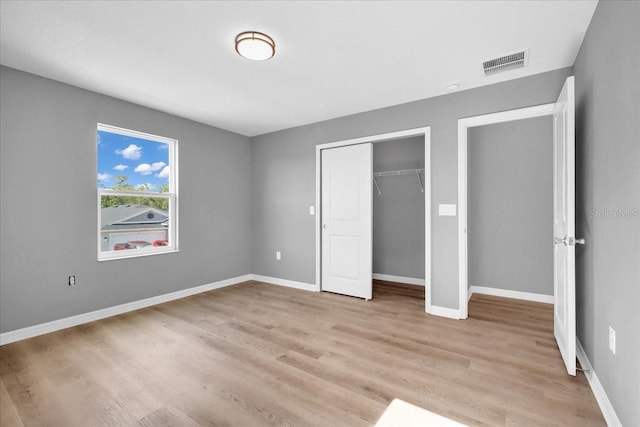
[372,137,426,308]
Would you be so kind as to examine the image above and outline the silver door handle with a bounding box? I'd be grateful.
[323,224,328,230]
[575,238,586,245]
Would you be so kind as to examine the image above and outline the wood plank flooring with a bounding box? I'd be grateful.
[0,280,605,426]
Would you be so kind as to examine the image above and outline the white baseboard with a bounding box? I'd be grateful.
[576,340,622,427]
[0,274,252,346]
[427,305,461,320]
[373,273,425,287]
[468,286,554,304]
[250,274,317,292]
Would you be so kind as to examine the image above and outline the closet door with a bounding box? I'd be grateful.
[321,144,372,300]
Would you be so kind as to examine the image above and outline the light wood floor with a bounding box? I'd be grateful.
[1,280,605,426]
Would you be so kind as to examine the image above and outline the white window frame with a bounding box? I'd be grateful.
[97,123,179,261]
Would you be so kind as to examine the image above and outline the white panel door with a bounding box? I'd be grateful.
[553,76,577,376]
[321,143,372,299]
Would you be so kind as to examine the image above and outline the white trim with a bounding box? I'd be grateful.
[428,305,461,320]
[468,286,554,304]
[576,340,623,427]
[316,128,429,151]
[424,128,432,315]
[458,118,468,319]
[315,145,322,293]
[250,274,316,292]
[458,103,555,319]
[0,274,252,346]
[373,274,425,287]
[97,123,177,145]
[97,247,179,262]
[315,127,433,314]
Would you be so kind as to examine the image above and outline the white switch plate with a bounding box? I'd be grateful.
[609,326,616,354]
[309,206,315,216]
[276,251,281,260]
[438,204,457,216]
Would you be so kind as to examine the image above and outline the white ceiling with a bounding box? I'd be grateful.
[0,1,597,137]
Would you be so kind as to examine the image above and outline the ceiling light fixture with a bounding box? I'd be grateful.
[447,83,460,91]
[235,31,275,61]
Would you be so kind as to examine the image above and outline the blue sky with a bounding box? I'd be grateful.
[97,130,170,192]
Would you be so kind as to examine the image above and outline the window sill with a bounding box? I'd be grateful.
[98,248,178,262]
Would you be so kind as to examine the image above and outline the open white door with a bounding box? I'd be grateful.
[553,76,578,376]
[321,143,372,300]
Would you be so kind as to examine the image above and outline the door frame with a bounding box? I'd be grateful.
[457,104,554,319]
[315,127,432,312]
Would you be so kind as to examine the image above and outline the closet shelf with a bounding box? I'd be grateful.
[372,168,425,195]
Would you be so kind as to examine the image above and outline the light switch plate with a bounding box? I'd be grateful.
[309,206,315,216]
[438,204,457,216]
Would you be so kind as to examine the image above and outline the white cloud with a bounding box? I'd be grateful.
[157,165,170,179]
[134,161,166,176]
[97,172,112,182]
[115,144,142,160]
[113,164,129,171]
[134,163,154,175]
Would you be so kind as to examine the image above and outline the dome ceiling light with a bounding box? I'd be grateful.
[235,31,275,61]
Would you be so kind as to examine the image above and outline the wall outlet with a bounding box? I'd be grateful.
[68,275,76,286]
[276,251,281,260]
[609,326,616,354]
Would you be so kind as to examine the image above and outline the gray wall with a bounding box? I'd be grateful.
[373,137,425,279]
[573,1,640,425]
[468,117,553,295]
[251,67,572,308]
[0,66,252,333]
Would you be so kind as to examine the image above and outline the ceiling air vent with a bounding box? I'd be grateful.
[482,49,529,76]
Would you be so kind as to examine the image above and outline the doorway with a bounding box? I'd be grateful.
[457,103,556,319]
[466,116,554,304]
[315,127,432,311]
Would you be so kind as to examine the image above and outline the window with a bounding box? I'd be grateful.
[97,124,178,260]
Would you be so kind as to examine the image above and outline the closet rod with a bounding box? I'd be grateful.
[373,168,425,177]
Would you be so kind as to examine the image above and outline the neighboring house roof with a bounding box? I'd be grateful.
[101,205,168,231]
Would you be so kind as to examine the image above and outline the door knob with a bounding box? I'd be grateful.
[323,224,328,230]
